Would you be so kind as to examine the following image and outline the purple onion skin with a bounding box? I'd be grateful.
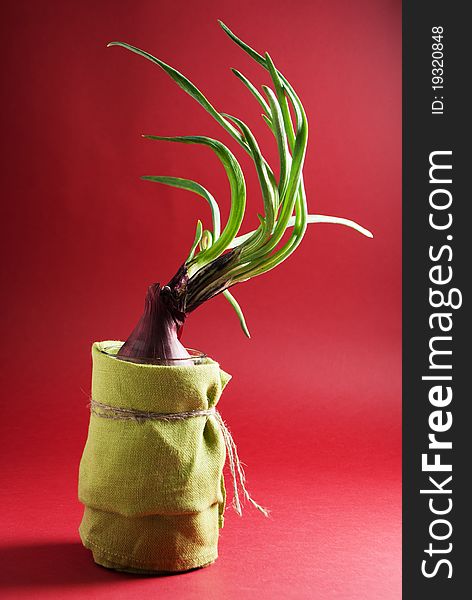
[117,282,190,362]
[117,251,239,364]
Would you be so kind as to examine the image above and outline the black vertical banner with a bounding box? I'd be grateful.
[403,2,468,598]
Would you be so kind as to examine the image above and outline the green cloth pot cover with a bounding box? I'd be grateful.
[78,341,231,573]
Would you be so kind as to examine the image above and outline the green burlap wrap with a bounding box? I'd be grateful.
[78,341,231,573]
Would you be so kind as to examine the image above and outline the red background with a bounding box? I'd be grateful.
[0,0,401,598]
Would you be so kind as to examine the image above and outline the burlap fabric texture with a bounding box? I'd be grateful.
[78,341,231,573]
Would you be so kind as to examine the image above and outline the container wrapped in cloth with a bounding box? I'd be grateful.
[78,340,230,573]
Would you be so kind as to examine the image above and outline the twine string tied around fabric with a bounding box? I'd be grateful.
[89,398,269,518]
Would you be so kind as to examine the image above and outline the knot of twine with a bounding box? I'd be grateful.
[89,399,269,518]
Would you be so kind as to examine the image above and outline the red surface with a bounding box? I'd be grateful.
[0,0,401,598]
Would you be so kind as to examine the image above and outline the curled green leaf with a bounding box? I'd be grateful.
[231,68,271,117]
[143,135,246,269]
[222,290,251,338]
[141,175,221,239]
[187,220,203,262]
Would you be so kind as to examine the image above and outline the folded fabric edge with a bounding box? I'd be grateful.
[80,532,218,573]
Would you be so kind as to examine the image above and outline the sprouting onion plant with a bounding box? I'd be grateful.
[109,21,373,362]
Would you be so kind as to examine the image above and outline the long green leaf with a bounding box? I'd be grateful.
[218,21,267,68]
[141,175,221,238]
[264,52,296,149]
[107,41,254,154]
[187,220,203,261]
[223,115,277,236]
[249,119,307,259]
[107,41,244,142]
[262,85,291,197]
[229,214,373,247]
[231,68,271,117]
[222,289,251,338]
[143,135,246,266]
[219,22,301,148]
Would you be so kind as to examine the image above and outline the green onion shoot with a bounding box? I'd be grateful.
[107,21,373,362]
